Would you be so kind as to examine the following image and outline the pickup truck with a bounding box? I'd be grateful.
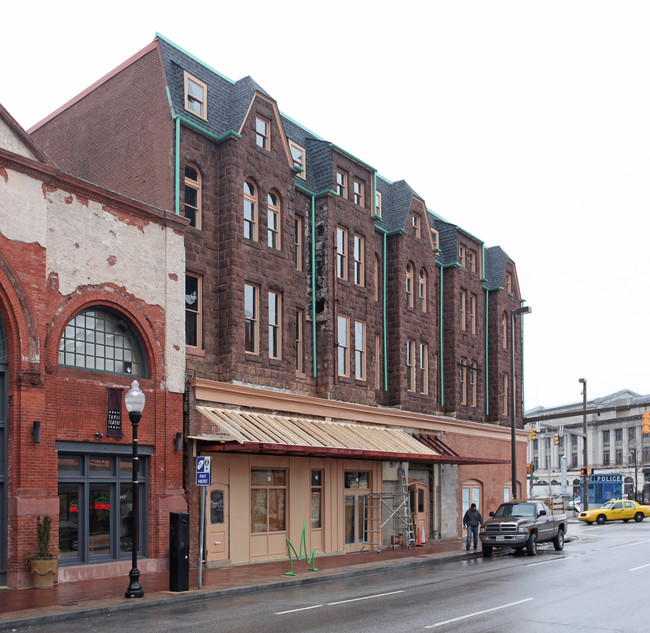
[480,499,567,557]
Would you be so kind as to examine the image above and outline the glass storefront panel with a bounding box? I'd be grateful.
[58,484,80,560]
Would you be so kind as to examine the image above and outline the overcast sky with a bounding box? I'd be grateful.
[3,1,649,410]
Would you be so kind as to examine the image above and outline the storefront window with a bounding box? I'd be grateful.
[57,453,146,564]
[344,471,370,489]
[250,468,286,533]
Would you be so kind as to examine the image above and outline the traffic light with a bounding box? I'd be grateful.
[643,411,650,435]
[581,467,593,476]
[529,426,536,441]
[580,468,586,476]
[554,432,559,445]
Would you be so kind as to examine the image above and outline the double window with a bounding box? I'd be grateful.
[406,339,416,392]
[336,227,348,280]
[459,359,478,407]
[268,291,282,359]
[245,283,259,354]
[255,116,270,150]
[337,315,350,377]
[353,179,364,207]
[244,180,258,241]
[184,72,207,119]
[295,308,304,374]
[183,164,201,228]
[267,192,280,250]
[406,263,414,308]
[354,321,366,381]
[59,308,145,377]
[294,217,304,271]
[353,234,364,286]
[185,273,202,349]
[336,170,347,197]
[418,269,427,312]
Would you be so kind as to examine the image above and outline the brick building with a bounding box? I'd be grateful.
[0,103,187,587]
[30,34,528,566]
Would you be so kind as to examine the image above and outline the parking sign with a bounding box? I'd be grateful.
[196,456,211,486]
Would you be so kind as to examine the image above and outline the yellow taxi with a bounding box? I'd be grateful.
[577,499,650,524]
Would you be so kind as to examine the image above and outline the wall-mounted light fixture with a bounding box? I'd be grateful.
[32,420,41,443]
[175,432,183,452]
[95,432,105,441]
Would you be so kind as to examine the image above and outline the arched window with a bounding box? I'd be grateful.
[244,180,258,241]
[267,191,280,249]
[183,163,201,228]
[59,308,146,376]
[418,268,427,312]
[406,263,414,308]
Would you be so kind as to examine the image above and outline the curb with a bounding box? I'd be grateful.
[0,550,476,631]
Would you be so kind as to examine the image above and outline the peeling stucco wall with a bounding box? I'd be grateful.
[0,118,40,160]
[0,161,186,394]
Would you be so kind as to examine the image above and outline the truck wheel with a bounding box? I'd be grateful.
[553,528,564,551]
[634,512,644,522]
[482,545,493,557]
[596,514,606,524]
[526,532,538,556]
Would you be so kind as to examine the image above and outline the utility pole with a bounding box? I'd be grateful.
[579,378,588,511]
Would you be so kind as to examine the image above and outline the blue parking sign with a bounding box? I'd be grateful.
[196,456,211,486]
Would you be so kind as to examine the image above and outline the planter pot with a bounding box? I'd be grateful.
[30,558,58,589]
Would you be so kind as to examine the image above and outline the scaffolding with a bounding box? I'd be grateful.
[363,467,415,553]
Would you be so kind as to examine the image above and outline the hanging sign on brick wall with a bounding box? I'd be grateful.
[107,387,124,438]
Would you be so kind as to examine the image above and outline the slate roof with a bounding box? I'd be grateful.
[156,34,517,272]
[158,35,270,138]
[428,214,458,265]
[484,246,512,288]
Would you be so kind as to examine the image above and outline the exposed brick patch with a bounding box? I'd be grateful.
[0,167,7,183]
[64,195,73,204]
[107,255,117,267]
[75,195,89,207]
[41,182,57,198]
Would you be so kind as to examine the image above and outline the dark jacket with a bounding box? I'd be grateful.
[463,508,484,528]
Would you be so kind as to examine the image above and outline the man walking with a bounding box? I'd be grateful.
[463,503,484,551]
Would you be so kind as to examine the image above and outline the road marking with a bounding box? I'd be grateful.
[630,563,650,571]
[424,598,534,628]
[275,590,405,615]
[275,604,324,615]
[328,590,405,605]
[526,556,574,567]
[622,539,650,547]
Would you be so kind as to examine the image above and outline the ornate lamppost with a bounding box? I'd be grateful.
[125,380,145,599]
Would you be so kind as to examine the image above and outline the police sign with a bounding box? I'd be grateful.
[196,456,211,486]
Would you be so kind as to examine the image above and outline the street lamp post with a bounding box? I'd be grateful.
[125,380,145,599]
[579,378,588,512]
[510,305,532,499]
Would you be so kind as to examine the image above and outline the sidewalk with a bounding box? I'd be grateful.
[0,540,472,631]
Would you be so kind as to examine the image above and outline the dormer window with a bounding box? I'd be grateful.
[353,179,364,207]
[336,170,347,198]
[256,116,270,149]
[458,244,466,267]
[375,191,382,218]
[289,141,306,179]
[468,249,476,273]
[184,72,207,120]
[431,229,439,250]
[412,214,421,238]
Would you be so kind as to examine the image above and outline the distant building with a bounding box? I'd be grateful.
[29,34,529,570]
[525,389,650,504]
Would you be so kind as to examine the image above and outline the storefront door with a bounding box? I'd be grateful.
[409,483,427,542]
[344,471,370,552]
[205,482,229,563]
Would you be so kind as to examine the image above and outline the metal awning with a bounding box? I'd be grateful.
[193,407,508,464]
[194,407,440,461]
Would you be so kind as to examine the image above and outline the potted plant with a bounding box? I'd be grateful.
[26,515,58,588]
